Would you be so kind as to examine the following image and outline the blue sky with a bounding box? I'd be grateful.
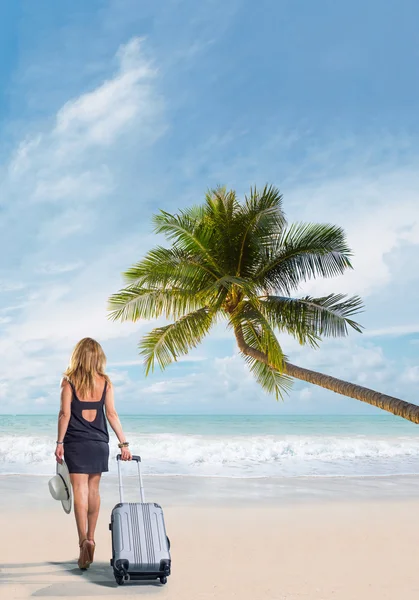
[0,0,418,415]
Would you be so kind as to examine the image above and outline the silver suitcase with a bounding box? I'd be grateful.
[109,454,171,585]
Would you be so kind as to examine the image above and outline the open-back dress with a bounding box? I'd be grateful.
[63,380,109,474]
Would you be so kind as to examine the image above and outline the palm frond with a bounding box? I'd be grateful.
[108,286,203,322]
[139,307,214,374]
[205,186,240,224]
[236,185,287,276]
[203,187,243,274]
[121,247,216,291]
[229,301,292,398]
[242,352,293,400]
[200,274,258,298]
[258,293,364,343]
[231,302,285,367]
[152,210,221,275]
[242,185,286,233]
[254,223,353,293]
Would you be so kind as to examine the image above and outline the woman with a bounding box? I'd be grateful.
[55,337,132,569]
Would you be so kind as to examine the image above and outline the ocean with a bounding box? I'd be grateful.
[1,414,419,479]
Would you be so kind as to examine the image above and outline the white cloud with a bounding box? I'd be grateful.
[286,335,394,388]
[9,135,42,177]
[214,353,254,387]
[33,169,113,203]
[143,379,194,394]
[404,366,419,383]
[0,281,25,292]
[288,173,419,299]
[36,207,93,242]
[36,261,84,275]
[106,370,130,384]
[4,239,151,347]
[54,38,158,148]
[108,359,143,367]
[34,397,48,406]
[7,36,163,224]
[299,388,312,400]
[108,354,208,368]
[364,324,419,337]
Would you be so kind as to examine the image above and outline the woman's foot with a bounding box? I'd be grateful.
[78,539,91,570]
[86,539,96,565]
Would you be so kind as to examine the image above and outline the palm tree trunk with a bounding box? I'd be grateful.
[283,361,419,424]
[234,325,419,425]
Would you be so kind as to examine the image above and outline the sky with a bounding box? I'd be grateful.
[0,0,418,415]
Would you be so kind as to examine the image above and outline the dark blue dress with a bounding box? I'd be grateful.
[63,380,110,474]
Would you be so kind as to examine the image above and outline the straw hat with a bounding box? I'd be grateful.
[48,460,72,514]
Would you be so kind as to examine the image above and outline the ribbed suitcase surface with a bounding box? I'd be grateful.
[111,502,170,573]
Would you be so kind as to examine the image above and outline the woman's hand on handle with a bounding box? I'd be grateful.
[120,446,132,461]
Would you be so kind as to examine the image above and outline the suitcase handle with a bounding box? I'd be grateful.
[116,454,145,504]
[116,454,141,462]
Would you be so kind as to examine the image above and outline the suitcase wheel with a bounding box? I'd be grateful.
[160,576,167,585]
[114,571,130,585]
[114,560,130,586]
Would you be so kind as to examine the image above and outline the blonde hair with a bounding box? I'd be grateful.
[64,338,111,399]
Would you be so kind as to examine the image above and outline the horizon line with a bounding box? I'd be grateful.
[0,413,400,418]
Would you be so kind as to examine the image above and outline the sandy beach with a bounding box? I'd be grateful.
[1,475,419,599]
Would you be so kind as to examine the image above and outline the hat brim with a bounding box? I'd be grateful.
[56,460,72,514]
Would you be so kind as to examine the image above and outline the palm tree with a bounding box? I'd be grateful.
[108,186,419,424]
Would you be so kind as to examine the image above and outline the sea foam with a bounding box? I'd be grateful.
[1,432,419,478]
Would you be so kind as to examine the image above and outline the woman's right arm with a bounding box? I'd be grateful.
[55,378,72,464]
[105,382,132,461]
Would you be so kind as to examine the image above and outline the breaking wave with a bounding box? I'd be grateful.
[1,432,419,478]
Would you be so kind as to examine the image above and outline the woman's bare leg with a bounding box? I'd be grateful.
[70,473,89,544]
[87,473,102,543]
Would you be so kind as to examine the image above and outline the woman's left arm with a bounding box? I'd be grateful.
[55,379,72,464]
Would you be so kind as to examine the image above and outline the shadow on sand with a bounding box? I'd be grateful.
[0,560,163,596]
